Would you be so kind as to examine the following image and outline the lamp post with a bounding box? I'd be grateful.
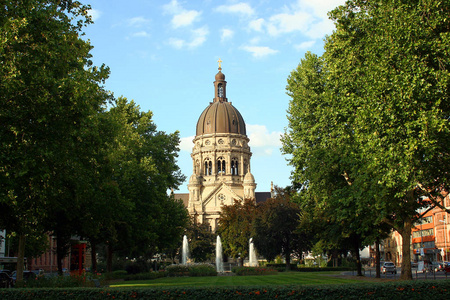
[439,216,447,262]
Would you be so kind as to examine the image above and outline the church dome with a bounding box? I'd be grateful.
[189,174,201,184]
[196,101,246,136]
[196,65,246,136]
[243,171,255,184]
[215,71,225,81]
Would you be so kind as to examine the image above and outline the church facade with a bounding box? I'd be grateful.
[185,63,258,231]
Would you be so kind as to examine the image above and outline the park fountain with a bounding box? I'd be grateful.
[249,238,257,267]
[181,235,189,265]
[216,236,224,272]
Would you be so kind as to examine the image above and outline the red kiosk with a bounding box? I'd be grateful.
[70,241,87,275]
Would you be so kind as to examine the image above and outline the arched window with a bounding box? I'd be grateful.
[204,158,212,175]
[217,157,226,175]
[231,158,239,175]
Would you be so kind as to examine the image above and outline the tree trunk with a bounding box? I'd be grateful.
[106,243,113,273]
[375,238,381,278]
[285,236,291,271]
[399,218,413,280]
[353,235,363,276]
[91,242,97,273]
[16,234,26,286]
[56,235,65,275]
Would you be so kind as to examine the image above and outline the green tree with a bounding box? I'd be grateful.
[100,97,187,271]
[185,221,215,262]
[283,0,450,280]
[217,199,257,265]
[253,187,310,271]
[0,0,110,280]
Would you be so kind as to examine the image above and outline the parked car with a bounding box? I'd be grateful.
[431,261,444,272]
[444,262,450,274]
[0,271,13,288]
[382,261,397,274]
[32,269,44,276]
[11,271,37,285]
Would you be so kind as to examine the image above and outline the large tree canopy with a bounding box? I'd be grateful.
[0,0,110,280]
[283,0,450,280]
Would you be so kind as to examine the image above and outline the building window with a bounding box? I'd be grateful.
[412,228,434,238]
[204,159,212,175]
[231,158,239,175]
[217,157,226,175]
[218,193,226,204]
[414,216,433,226]
[413,241,435,249]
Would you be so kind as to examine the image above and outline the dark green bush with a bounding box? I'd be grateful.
[124,271,167,281]
[266,264,354,272]
[103,270,128,280]
[166,264,217,277]
[232,266,278,276]
[2,280,450,299]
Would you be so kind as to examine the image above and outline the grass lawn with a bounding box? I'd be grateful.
[110,272,363,288]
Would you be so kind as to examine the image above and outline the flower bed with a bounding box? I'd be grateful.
[2,280,450,299]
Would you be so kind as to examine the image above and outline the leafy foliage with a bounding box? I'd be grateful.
[217,199,257,261]
[283,0,450,280]
[253,187,311,270]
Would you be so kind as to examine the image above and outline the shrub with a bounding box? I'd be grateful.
[232,266,278,276]
[2,280,450,299]
[166,264,217,277]
[103,270,128,280]
[124,271,167,281]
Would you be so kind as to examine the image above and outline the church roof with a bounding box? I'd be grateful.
[195,65,246,136]
[196,101,246,135]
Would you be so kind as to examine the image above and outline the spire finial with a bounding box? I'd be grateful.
[217,58,222,70]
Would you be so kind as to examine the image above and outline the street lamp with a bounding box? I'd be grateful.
[439,216,447,262]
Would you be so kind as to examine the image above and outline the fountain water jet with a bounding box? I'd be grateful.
[181,235,189,265]
[216,236,224,272]
[249,238,257,267]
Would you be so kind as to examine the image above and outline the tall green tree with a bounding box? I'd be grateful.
[217,199,257,265]
[185,221,215,262]
[253,187,310,271]
[0,0,110,280]
[100,97,187,271]
[283,0,450,280]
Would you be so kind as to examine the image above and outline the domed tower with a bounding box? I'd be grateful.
[188,60,256,230]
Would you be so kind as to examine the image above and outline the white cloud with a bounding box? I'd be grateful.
[162,0,183,15]
[168,26,209,49]
[298,0,345,19]
[220,28,234,42]
[294,40,315,51]
[266,11,312,36]
[130,31,150,38]
[189,26,209,48]
[215,3,254,16]
[128,16,150,27]
[88,9,102,21]
[247,124,282,148]
[162,0,202,28]
[249,18,264,32]
[172,10,201,28]
[241,46,278,58]
[168,38,185,49]
[180,136,194,152]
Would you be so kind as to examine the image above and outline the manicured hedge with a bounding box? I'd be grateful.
[266,264,354,272]
[166,263,217,277]
[2,280,449,299]
[232,267,278,276]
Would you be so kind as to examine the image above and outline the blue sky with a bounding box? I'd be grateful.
[83,0,346,193]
